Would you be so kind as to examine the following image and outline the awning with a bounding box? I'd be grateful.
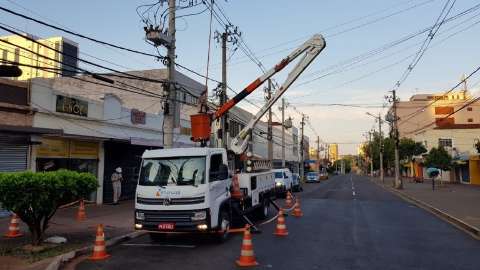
[0,124,62,135]
[130,137,163,147]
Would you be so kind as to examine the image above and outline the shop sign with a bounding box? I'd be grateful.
[69,141,99,159]
[36,138,69,158]
[56,95,88,117]
[131,109,146,125]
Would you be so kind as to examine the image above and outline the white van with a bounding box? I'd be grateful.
[272,168,293,196]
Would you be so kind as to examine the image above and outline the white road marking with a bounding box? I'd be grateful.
[121,243,196,248]
[350,175,356,197]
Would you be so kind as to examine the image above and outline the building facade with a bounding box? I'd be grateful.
[28,69,203,203]
[395,90,480,184]
[0,34,78,80]
[329,143,339,162]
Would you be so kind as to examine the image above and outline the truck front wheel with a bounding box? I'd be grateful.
[215,211,230,243]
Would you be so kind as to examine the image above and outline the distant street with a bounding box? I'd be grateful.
[75,174,480,270]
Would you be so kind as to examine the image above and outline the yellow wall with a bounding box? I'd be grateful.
[0,35,73,80]
[469,156,480,185]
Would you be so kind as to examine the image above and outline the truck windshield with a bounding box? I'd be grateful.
[138,157,206,186]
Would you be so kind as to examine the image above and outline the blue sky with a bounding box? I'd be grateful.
[1,0,479,154]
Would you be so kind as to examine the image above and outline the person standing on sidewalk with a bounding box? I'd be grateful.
[111,167,123,205]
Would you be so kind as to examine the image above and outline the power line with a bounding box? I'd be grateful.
[391,0,456,92]
[398,64,480,125]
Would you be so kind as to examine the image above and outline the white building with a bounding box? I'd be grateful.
[29,69,204,204]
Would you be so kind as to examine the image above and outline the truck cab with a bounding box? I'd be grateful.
[134,148,231,239]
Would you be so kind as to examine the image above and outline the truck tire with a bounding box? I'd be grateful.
[149,232,166,242]
[256,200,269,219]
[215,211,230,243]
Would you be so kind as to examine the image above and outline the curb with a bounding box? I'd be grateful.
[370,178,480,240]
[45,231,146,270]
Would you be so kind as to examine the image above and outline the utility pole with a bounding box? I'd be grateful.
[165,0,178,148]
[392,90,401,189]
[300,114,306,181]
[216,25,239,148]
[281,98,286,167]
[369,131,373,176]
[378,112,384,184]
[267,79,273,160]
[316,136,320,161]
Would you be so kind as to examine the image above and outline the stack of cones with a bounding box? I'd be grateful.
[273,209,288,237]
[236,225,258,267]
[291,198,304,218]
[230,174,243,199]
[76,199,87,221]
[284,191,293,208]
[89,224,110,260]
[4,213,23,238]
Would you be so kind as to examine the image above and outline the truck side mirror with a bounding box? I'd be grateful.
[218,164,229,180]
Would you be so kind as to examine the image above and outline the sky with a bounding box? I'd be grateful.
[1,0,479,155]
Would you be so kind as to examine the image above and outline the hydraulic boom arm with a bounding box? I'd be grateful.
[189,34,325,152]
[226,34,326,154]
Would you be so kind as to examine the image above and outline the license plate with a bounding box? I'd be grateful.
[158,223,175,230]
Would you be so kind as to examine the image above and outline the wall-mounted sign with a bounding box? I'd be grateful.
[56,95,88,117]
[131,109,146,125]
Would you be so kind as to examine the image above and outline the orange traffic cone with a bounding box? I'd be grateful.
[231,174,243,199]
[89,224,110,261]
[77,199,87,221]
[236,225,259,267]
[4,213,23,238]
[291,198,304,218]
[273,209,289,237]
[285,192,293,208]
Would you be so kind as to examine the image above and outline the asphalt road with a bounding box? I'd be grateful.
[76,174,480,270]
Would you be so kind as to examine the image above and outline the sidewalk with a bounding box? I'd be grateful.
[0,200,135,270]
[371,176,480,231]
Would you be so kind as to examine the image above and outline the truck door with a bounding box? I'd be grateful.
[208,153,230,227]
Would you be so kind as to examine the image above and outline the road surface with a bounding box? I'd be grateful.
[76,174,480,270]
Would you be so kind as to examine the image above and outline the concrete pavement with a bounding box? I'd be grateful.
[73,174,480,270]
[372,176,480,230]
[0,201,135,270]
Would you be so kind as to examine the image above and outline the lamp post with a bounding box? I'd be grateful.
[366,112,385,183]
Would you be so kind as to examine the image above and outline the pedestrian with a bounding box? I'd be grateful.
[111,167,123,205]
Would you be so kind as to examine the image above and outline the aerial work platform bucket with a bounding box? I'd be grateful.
[190,113,212,142]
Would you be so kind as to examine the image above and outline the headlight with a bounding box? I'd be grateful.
[276,182,283,187]
[136,211,145,220]
[191,211,207,221]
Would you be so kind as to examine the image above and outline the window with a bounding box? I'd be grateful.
[229,120,245,138]
[438,138,452,148]
[1,49,7,61]
[468,118,473,123]
[467,107,473,111]
[209,154,224,181]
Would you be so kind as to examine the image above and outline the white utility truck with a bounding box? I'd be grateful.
[135,34,326,241]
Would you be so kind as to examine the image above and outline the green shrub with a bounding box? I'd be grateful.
[0,170,97,246]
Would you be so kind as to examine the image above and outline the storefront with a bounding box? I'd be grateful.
[102,141,156,203]
[34,137,100,200]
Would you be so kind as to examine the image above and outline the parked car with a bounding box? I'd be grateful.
[306,171,320,183]
[273,168,293,196]
[292,173,302,192]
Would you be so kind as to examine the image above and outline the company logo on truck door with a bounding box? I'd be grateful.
[155,189,181,197]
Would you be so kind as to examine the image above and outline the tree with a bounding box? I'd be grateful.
[0,170,97,246]
[424,147,452,171]
[399,138,427,161]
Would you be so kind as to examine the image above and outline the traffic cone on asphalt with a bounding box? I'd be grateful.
[291,198,304,218]
[273,209,289,237]
[89,224,110,261]
[236,225,259,267]
[4,213,23,238]
[231,174,243,199]
[76,199,87,221]
[285,192,293,208]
